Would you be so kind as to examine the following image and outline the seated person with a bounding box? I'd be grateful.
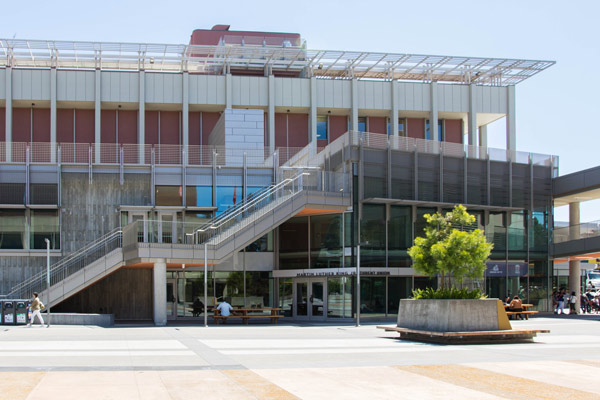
[192,298,204,317]
[216,298,234,321]
[508,295,523,319]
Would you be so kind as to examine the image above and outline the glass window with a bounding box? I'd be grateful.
[30,209,59,249]
[508,211,527,255]
[183,211,212,243]
[530,211,548,254]
[317,116,328,140]
[0,183,25,204]
[388,206,412,261]
[358,117,367,133]
[360,277,386,315]
[245,272,273,310]
[245,232,273,252]
[360,204,386,267]
[186,186,212,207]
[415,207,437,239]
[487,212,507,255]
[180,271,213,317]
[398,118,405,136]
[328,277,353,318]
[388,277,412,314]
[30,184,58,205]
[0,209,26,249]
[279,217,308,269]
[425,120,430,140]
[438,120,443,141]
[156,186,182,206]
[310,214,342,268]
[279,278,293,317]
[215,186,242,215]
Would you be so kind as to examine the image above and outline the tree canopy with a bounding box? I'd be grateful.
[408,205,493,289]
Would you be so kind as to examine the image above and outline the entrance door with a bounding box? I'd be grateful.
[166,279,177,320]
[293,279,327,321]
[157,213,177,244]
[128,212,148,242]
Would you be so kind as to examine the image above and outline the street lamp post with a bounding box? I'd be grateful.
[204,241,208,328]
[45,238,51,328]
[356,241,368,327]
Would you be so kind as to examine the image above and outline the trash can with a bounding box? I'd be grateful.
[2,301,15,325]
[15,301,28,325]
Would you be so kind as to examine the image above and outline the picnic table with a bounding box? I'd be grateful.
[504,303,538,320]
[213,307,283,324]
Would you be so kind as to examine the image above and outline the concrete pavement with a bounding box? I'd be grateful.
[1,317,600,399]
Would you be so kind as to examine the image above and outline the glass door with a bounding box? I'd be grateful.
[158,213,176,244]
[167,279,177,320]
[128,212,148,242]
[293,279,327,320]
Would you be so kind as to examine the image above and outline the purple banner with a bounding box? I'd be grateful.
[485,262,528,277]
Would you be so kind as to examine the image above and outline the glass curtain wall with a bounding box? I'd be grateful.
[310,214,343,268]
[30,209,59,249]
[279,217,309,270]
[360,204,386,267]
[0,210,26,249]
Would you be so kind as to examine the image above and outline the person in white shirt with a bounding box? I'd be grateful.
[216,299,234,322]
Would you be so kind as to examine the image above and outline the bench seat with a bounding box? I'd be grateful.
[505,310,539,320]
[213,314,283,324]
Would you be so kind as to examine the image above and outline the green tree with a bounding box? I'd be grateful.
[408,205,493,289]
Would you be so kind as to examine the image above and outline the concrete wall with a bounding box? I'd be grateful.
[397,299,508,332]
[61,172,151,253]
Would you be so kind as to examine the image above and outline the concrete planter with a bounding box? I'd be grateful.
[397,299,510,332]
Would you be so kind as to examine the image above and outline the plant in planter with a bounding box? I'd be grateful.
[408,205,493,297]
[397,206,501,332]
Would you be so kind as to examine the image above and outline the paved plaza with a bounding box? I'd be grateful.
[1,316,600,399]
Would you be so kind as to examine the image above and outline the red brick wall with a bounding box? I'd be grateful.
[118,110,138,144]
[0,108,6,142]
[368,117,387,134]
[57,109,74,144]
[407,118,425,139]
[444,119,463,144]
[160,111,180,145]
[329,115,348,143]
[145,111,159,145]
[101,110,117,143]
[75,110,95,144]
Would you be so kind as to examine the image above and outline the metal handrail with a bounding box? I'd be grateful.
[7,228,123,299]
[192,172,308,244]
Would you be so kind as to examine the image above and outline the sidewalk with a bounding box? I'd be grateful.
[1,318,599,399]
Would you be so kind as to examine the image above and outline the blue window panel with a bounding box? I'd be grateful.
[317,120,327,140]
[425,120,430,140]
[216,186,242,215]
[195,186,213,207]
[358,121,366,133]
[438,120,443,141]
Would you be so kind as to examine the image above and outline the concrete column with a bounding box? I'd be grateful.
[182,71,188,165]
[309,76,317,156]
[268,74,275,156]
[50,68,57,163]
[468,84,477,146]
[430,81,438,141]
[479,124,488,158]
[153,259,167,326]
[569,202,581,314]
[5,66,12,162]
[94,69,101,163]
[391,80,399,136]
[138,70,145,164]
[506,85,516,155]
[225,73,232,109]
[350,78,358,132]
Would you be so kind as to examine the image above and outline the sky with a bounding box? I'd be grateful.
[2,0,599,221]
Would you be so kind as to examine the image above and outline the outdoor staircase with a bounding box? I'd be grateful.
[6,155,351,308]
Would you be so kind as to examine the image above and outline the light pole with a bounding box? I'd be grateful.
[204,241,208,328]
[45,238,51,328]
[356,240,368,327]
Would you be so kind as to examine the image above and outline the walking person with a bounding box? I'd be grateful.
[569,291,577,314]
[556,289,565,315]
[27,292,45,327]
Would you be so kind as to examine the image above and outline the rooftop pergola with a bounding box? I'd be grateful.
[0,38,554,86]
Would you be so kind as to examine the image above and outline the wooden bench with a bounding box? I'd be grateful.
[377,325,549,344]
[505,310,539,320]
[213,308,282,324]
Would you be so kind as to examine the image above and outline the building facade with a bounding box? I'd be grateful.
[0,25,557,323]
